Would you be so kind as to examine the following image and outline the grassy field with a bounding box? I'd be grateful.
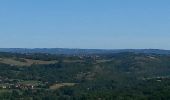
[0,58,58,66]
[50,83,76,90]
[0,57,111,67]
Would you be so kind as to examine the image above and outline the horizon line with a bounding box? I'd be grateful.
[0,48,169,51]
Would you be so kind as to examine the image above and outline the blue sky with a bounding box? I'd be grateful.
[0,0,170,49]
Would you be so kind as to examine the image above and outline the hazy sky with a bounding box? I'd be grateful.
[0,0,170,49]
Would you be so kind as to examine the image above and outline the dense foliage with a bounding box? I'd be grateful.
[0,52,170,99]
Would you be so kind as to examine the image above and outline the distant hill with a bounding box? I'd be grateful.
[0,48,170,55]
[0,51,170,99]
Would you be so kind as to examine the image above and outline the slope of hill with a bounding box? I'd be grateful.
[0,52,170,99]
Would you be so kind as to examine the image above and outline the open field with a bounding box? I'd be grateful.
[0,58,58,66]
[50,83,76,90]
[0,58,110,66]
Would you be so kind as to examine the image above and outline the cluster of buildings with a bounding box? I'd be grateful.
[0,77,36,90]
[0,83,34,90]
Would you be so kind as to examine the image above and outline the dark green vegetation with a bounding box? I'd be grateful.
[0,52,170,99]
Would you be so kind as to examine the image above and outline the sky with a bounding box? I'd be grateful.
[0,0,170,49]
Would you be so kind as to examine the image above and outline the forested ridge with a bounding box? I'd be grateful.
[0,52,170,99]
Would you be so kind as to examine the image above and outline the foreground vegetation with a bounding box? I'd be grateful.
[0,52,170,99]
